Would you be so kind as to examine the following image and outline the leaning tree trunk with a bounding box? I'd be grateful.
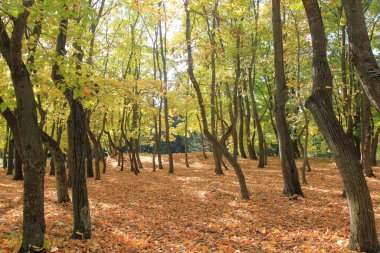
[272,0,303,196]
[302,0,379,251]
[0,3,46,250]
[342,0,380,113]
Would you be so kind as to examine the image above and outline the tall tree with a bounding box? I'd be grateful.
[302,0,379,251]
[52,11,91,239]
[271,0,303,196]
[158,1,174,173]
[185,0,250,200]
[0,1,46,250]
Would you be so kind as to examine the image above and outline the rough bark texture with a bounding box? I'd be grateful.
[51,14,91,239]
[272,0,303,196]
[67,100,91,239]
[0,2,46,251]
[302,0,379,251]
[342,0,380,113]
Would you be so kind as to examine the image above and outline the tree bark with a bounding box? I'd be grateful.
[302,0,379,251]
[238,93,247,158]
[85,134,94,178]
[51,14,91,239]
[67,100,91,239]
[0,3,46,249]
[361,92,374,177]
[342,0,380,113]
[203,2,223,174]
[248,0,265,167]
[13,148,23,180]
[6,138,14,175]
[88,129,101,180]
[272,0,303,196]
[40,131,70,203]
[158,2,174,173]
[371,127,379,166]
[3,125,9,169]
[185,113,190,168]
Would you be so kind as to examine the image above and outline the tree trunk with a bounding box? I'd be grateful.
[67,100,91,239]
[157,98,164,169]
[3,125,9,169]
[0,5,46,249]
[248,0,265,167]
[49,157,55,176]
[243,79,254,160]
[272,0,303,196]
[40,131,70,203]
[361,92,374,177]
[185,113,190,168]
[205,4,223,175]
[85,134,94,178]
[6,138,14,175]
[342,0,380,113]
[371,127,379,166]
[13,148,23,180]
[197,115,208,159]
[88,129,101,180]
[238,94,247,158]
[158,3,174,173]
[302,0,379,251]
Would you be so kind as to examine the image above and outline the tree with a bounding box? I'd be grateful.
[302,0,379,250]
[0,1,46,250]
[185,0,250,200]
[272,0,303,196]
[342,0,380,113]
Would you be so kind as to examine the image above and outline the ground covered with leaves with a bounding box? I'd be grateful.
[1,154,380,252]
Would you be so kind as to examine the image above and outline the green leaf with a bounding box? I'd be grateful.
[0,102,8,112]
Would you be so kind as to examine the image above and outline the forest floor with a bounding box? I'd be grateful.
[1,153,380,253]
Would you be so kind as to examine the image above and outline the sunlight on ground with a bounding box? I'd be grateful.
[1,154,378,252]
